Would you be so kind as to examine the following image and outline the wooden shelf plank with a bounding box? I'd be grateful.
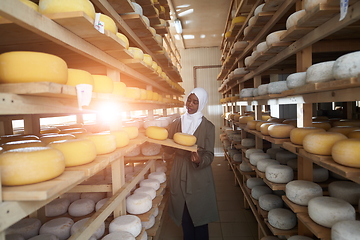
[264,219,298,236]
[282,141,303,154]
[297,4,340,28]
[108,0,135,14]
[263,178,287,191]
[262,0,286,12]
[297,212,331,240]
[146,137,197,152]
[280,25,314,42]
[282,196,308,213]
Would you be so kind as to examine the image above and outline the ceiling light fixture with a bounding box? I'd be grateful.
[174,19,183,34]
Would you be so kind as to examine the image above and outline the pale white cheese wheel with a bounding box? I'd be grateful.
[258,84,269,95]
[304,0,329,12]
[306,61,335,83]
[286,10,306,29]
[266,165,294,183]
[125,145,140,157]
[259,194,284,211]
[241,138,255,148]
[233,67,248,76]
[244,55,254,67]
[308,196,356,228]
[153,207,159,217]
[240,88,254,98]
[288,235,314,240]
[60,192,81,203]
[140,178,160,190]
[134,186,156,200]
[285,180,323,206]
[28,234,59,240]
[141,15,150,26]
[331,220,360,240]
[254,3,265,16]
[233,153,242,162]
[68,199,95,217]
[39,217,74,240]
[266,148,285,159]
[248,16,256,26]
[101,231,135,240]
[313,165,329,182]
[286,72,307,89]
[333,51,360,80]
[266,30,287,46]
[257,159,280,172]
[233,41,249,51]
[244,26,251,36]
[268,208,297,230]
[148,171,166,184]
[249,152,271,166]
[253,88,259,97]
[228,149,240,158]
[140,230,148,240]
[109,215,142,237]
[95,198,109,212]
[126,193,152,214]
[275,151,297,164]
[268,81,289,94]
[245,148,264,158]
[80,192,107,204]
[71,217,105,239]
[142,215,155,229]
[257,41,268,53]
[251,185,272,200]
[7,218,41,239]
[239,162,254,172]
[246,178,265,189]
[141,142,161,156]
[328,181,360,205]
[45,198,70,217]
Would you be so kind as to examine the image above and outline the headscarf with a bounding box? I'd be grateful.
[181,87,208,135]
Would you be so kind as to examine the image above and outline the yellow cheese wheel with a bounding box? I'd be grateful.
[0,51,68,84]
[155,34,163,44]
[0,147,65,186]
[333,120,360,127]
[99,14,118,34]
[60,128,86,134]
[143,54,153,66]
[151,61,159,71]
[239,116,255,124]
[20,0,39,11]
[112,82,126,96]
[116,33,129,49]
[146,90,153,100]
[85,133,116,155]
[152,92,159,101]
[328,126,360,137]
[247,120,261,130]
[149,27,156,35]
[267,117,284,123]
[125,87,141,99]
[92,75,114,93]
[128,47,144,60]
[262,115,272,121]
[231,16,246,24]
[268,124,295,138]
[40,134,76,145]
[303,132,347,155]
[348,129,360,139]
[1,140,46,151]
[122,126,139,139]
[311,121,332,130]
[261,123,277,135]
[332,139,360,168]
[0,134,39,144]
[290,127,326,145]
[161,72,167,80]
[38,0,96,20]
[156,66,162,75]
[48,139,96,167]
[66,68,93,87]
[173,132,197,146]
[225,31,232,38]
[110,130,130,148]
[255,121,268,131]
[40,127,61,134]
[146,126,168,140]
[140,89,147,100]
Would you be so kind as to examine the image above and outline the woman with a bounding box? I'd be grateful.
[165,87,219,240]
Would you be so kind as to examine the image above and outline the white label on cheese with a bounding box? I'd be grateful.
[76,84,93,110]
[94,13,105,33]
[340,0,349,21]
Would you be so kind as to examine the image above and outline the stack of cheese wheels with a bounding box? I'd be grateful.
[259,194,283,211]
[145,126,168,140]
[308,196,356,228]
[268,208,297,230]
[1,139,45,151]
[266,165,293,183]
[71,217,105,239]
[268,124,295,138]
[331,220,360,240]
[126,192,152,214]
[7,218,42,239]
[285,180,323,206]
[173,132,196,146]
[68,198,95,217]
[122,126,139,139]
[251,185,272,200]
[102,231,135,240]
[0,147,65,186]
[45,198,70,217]
[83,133,116,155]
[328,181,360,205]
[333,51,360,79]
[39,217,74,240]
[110,130,130,148]
[290,127,326,145]
[92,75,114,93]
[332,139,360,167]
[249,152,270,166]
[38,0,96,19]
[109,215,142,237]
[303,132,347,155]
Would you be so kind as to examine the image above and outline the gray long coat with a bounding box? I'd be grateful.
[165,116,219,227]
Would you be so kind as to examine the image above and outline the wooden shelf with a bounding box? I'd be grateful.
[282,142,303,154]
[263,178,287,191]
[282,196,308,213]
[297,212,331,240]
[264,219,298,237]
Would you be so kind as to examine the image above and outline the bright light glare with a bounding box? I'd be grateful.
[184,20,192,25]
[177,4,190,8]
[97,102,122,124]
[200,34,206,38]
[183,35,195,39]
[178,9,194,17]
[174,34,181,40]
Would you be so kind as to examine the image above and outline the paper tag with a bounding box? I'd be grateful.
[340,0,349,21]
[94,12,105,33]
[76,84,93,110]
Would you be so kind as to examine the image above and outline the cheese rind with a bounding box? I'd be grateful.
[286,10,306,29]
[39,217,74,240]
[126,192,152,214]
[38,0,96,19]
[259,194,283,211]
[266,165,294,183]
[306,61,335,83]
[332,139,360,168]
[122,126,139,139]
[85,133,116,155]
[146,126,168,140]
[45,198,70,217]
[333,51,360,79]
[109,215,142,237]
[328,181,360,205]
[303,132,347,155]
[92,75,114,93]
[331,220,360,240]
[173,132,196,146]
[66,68,94,87]
[68,198,95,217]
[7,218,41,239]
[290,127,325,145]
[110,130,130,148]
[285,180,323,206]
[268,208,297,230]
[268,124,295,138]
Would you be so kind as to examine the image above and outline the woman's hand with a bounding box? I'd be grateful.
[190,150,201,164]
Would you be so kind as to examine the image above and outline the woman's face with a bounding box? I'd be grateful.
[186,93,199,114]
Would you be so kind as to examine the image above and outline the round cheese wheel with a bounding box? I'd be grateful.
[125,87,141,99]
[308,196,356,228]
[95,198,109,211]
[259,194,283,211]
[140,178,160,190]
[110,130,130,148]
[255,121,268,131]
[122,126,139,139]
[232,16,246,24]
[286,72,307,89]
[71,217,105,239]
[266,30,287,46]
[0,134,39,144]
[257,159,280,172]
[286,10,306,29]
[143,54,153,66]
[173,132,196,146]
[39,217,74,240]
[109,215,142,237]
[303,132,347,155]
[146,126,168,140]
[45,198,70,217]
[268,124,295,138]
[251,185,272,200]
[66,68,93,87]
[256,41,268,53]
[260,123,277,135]
[333,51,360,79]
[304,0,330,12]
[332,139,360,167]
[333,119,360,127]
[28,234,59,240]
[248,16,256,26]
[1,139,45,151]
[68,198,95,217]
[126,192,152,214]
[239,116,255,124]
[125,145,140,157]
[141,142,161,156]
[40,134,76,145]
[60,192,81,203]
[311,121,332,130]
[348,129,360,138]
[92,75,114,93]
[239,162,253,172]
[128,47,144,60]
[328,181,360,205]
[112,81,126,96]
[266,165,294,183]
[268,81,289,94]
[116,33,129,49]
[254,3,265,15]
[328,126,360,137]
[233,153,242,162]
[286,180,323,206]
[0,51,68,84]
[290,127,326,145]
[131,2,143,15]
[249,152,271,166]
[240,88,254,97]
[0,147,65,186]
[38,0,96,19]
[266,148,285,159]
[233,41,249,51]
[7,218,41,239]
[80,192,107,203]
[275,151,297,164]
[247,120,261,130]
[331,220,360,240]
[99,14,117,34]
[245,148,263,158]
[258,84,269,95]
[134,186,156,200]
[85,133,116,155]
[268,208,297,230]
[241,138,255,148]
[148,171,166,183]
[142,214,155,230]
[243,26,250,36]
[246,178,265,189]
[102,231,135,240]
[306,61,335,83]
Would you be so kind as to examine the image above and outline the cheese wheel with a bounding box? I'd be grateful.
[92,75,114,93]
[128,47,144,60]
[71,217,105,239]
[266,30,287,46]
[268,81,289,94]
[122,126,139,139]
[39,217,74,240]
[266,165,294,183]
[143,54,153,66]
[245,148,264,158]
[258,84,269,95]
[40,134,76,145]
[125,87,141,99]
[333,51,360,79]
[275,151,297,164]
[80,192,107,203]
[303,132,347,155]
[308,196,356,228]
[140,178,160,190]
[246,178,265,189]
[249,152,271,166]
[85,133,116,155]
[328,181,360,205]
[266,148,284,159]
[254,3,265,15]
[247,120,261,130]
[255,121,268,131]
[331,220,360,240]
[148,171,166,183]
[306,61,335,83]
[260,123,276,135]
[66,68,94,87]
[99,14,117,34]
[95,198,109,211]
[140,142,161,156]
[116,33,129,49]
[233,41,248,51]
[256,41,268,53]
[313,165,329,182]
[240,88,254,97]
[28,234,59,240]
[173,132,196,146]
[45,198,70,217]
[239,116,255,124]
[332,139,360,167]
[259,194,283,211]
[125,145,140,157]
[110,130,130,148]
[102,231,135,240]
[109,215,142,237]
[348,129,360,138]
[38,0,96,19]
[19,0,39,12]
[290,127,326,145]
[311,121,332,130]
[257,159,280,172]
[248,16,256,26]
[7,218,41,239]
[145,126,168,140]
[231,16,246,24]
[268,124,295,138]
[286,10,306,29]
[0,147,65,186]
[286,72,307,89]
[251,185,272,200]
[268,208,297,230]
[1,139,45,151]
[126,192,152,214]
[328,126,360,137]
[241,138,255,148]
[286,180,323,206]
[239,162,254,172]
[304,0,329,12]
[134,186,156,200]
[0,51,68,84]
[142,215,155,230]
[60,192,81,203]
[333,119,360,127]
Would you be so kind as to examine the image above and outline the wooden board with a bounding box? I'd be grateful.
[282,196,308,213]
[266,41,293,54]
[297,212,331,240]
[108,0,135,14]
[2,171,85,201]
[146,137,197,152]
[262,0,286,12]
[282,141,303,154]
[297,4,340,28]
[263,178,286,191]
[280,26,314,42]
[66,156,111,177]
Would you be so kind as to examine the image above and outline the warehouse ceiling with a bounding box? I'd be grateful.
[168,0,232,49]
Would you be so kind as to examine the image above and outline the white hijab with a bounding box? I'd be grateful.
[181,87,208,135]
